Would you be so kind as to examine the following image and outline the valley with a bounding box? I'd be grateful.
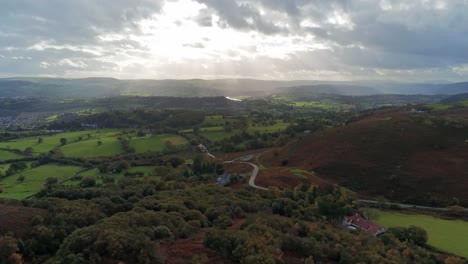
[0,90,467,263]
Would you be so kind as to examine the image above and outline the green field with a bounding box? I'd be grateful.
[66,166,159,186]
[426,103,452,110]
[427,101,468,110]
[202,115,226,126]
[196,120,289,142]
[292,100,342,110]
[65,168,125,186]
[248,120,289,133]
[0,129,119,154]
[129,134,188,153]
[0,164,82,199]
[0,150,23,161]
[61,137,123,157]
[374,210,468,258]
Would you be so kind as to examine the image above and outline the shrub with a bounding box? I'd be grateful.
[79,177,96,188]
[154,226,174,240]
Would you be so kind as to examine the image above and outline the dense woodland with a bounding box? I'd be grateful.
[0,175,453,263]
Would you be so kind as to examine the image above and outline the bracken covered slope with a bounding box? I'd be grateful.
[261,107,468,206]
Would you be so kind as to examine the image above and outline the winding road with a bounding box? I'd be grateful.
[213,152,467,210]
[224,160,267,190]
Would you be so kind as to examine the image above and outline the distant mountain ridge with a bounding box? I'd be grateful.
[272,84,381,96]
[1,77,468,98]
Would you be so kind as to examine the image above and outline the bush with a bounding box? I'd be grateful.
[213,216,233,229]
[154,226,174,240]
[17,175,25,182]
[79,177,96,188]
[388,226,428,246]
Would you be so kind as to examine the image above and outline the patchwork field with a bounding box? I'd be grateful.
[194,122,289,142]
[0,150,23,161]
[61,137,123,157]
[0,129,119,155]
[374,210,468,258]
[130,134,189,153]
[66,166,160,186]
[0,164,83,199]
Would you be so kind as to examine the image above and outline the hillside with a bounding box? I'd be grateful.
[3,78,468,98]
[273,84,381,96]
[261,106,468,206]
[437,82,468,95]
[440,93,468,104]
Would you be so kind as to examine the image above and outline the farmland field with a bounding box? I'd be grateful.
[66,166,159,186]
[0,129,119,154]
[130,134,188,153]
[374,210,468,258]
[61,137,123,157]
[0,164,82,199]
[0,150,23,161]
[197,120,289,142]
[248,120,289,133]
[427,100,468,110]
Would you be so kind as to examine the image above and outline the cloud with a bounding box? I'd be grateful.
[183,43,205,48]
[0,0,468,81]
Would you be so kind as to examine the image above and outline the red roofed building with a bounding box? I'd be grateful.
[343,214,385,236]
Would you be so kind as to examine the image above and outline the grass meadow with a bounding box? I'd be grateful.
[0,164,82,199]
[129,134,188,153]
[374,210,468,258]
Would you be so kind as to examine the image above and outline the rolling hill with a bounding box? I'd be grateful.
[261,106,468,206]
[272,84,381,96]
[437,82,468,95]
[3,77,468,98]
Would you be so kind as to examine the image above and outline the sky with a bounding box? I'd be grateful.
[0,0,467,81]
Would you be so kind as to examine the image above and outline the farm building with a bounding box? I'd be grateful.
[343,214,385,236]
[216,173,231,186]
[196,144,208,153]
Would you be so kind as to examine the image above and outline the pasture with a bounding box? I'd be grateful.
[61,137,123,157]
[0,164,82,199]
[374,210,468,258]
[129,134,188,153]
[0,150,23,161]
[0,129,119,154]
[196,120,289,142]
[66,166,160,186]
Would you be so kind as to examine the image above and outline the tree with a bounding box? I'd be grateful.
[23,147,33,156]
[376,196,387,209]
[37,137,43,144]
[6,162,28,176]
[60,138,67,146]
[0,236,19,261]
[17,175,25,182]
[362,206,378,221]
[80,177,96,188]
[165,140,175,151]
[388,226,428,246]
[44,177,58,187]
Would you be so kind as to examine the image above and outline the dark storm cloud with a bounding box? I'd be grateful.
[0,0,163,46]
[0,0,163,75]
[196,0,468,74]
[194,0,286,34]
